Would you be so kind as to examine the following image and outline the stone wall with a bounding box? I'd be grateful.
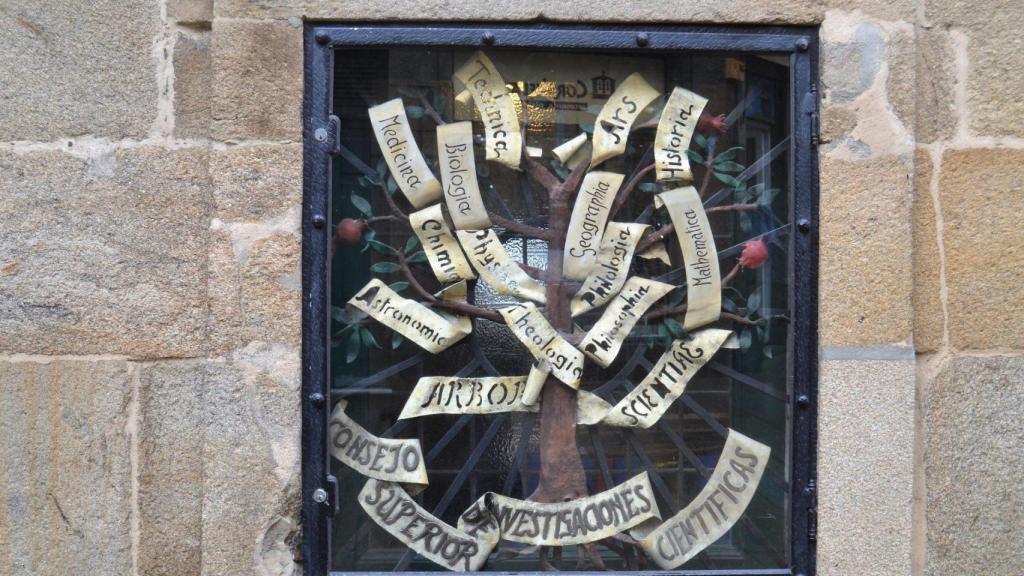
[0,1,1019,575]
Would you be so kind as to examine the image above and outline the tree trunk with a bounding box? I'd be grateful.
[531,193,588,503]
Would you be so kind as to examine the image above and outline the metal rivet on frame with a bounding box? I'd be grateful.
[635,32,650,47]
[314,127,328,142]
[796,394,810,409]
[312,215,326,229]
[315,31,329,45]
[797,218,811,233]
[312,488,328,503]
[309,392,325,406]
[796,37,809,51]
[481,32,496,46]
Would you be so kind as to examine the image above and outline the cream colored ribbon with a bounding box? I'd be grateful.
[454,51,522,170]
[437,121,493,229]
[360,479,498,571]
[329,400,428,486]
[498,303,584,388]
[655,187,721,330]
[579,276,675,368]
[409,204,476,284]
[594,329,736,428]
[398,375,614,425]
[348,279,470,353]
[368,98,443,208]
[553,133,588,164]
[640,430,770,569]
[637,242,672,265]
[456,229,547,304]
[562,171,625,280]
[459,472,660,547]
[655,87,708,183]
[591,72,660,167]
[571,222,649,316]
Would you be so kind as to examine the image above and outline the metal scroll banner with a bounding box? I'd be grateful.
[459,472,661,546]
[329,401,428,487]
[562,171,626,280]
[655,186,722,330]
[655,87,709,183]
[353,434,768,572]
[368,98,443,209]
[456,229,547,304]
[398,375,614,425]
[437,121,493,230]
[453,51,522,170]
[359,479,497,571]
[552,132,588,164]
[579,276,675,368]
[640,430,770,569]
[409,204,477,283]
[348,278,471,353]
[498,302,585,388]
[591,72,660,167]
[571,222,649,317]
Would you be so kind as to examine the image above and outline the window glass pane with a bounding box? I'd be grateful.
[330,46,791,572]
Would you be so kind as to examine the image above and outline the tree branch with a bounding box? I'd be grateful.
[490,213,555,241]
[396,250,504,323]
[418,92,447,126]
[556,156,590,202]
[522,156,562,193]
[609,161,655,220]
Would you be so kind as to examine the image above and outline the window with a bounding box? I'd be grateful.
[303,24,818,576]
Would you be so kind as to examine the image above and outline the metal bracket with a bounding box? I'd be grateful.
[324,474,340,517]
[803,87,820,146]
[327,115,341,156]
[805,478,818,542]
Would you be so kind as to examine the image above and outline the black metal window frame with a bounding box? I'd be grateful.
[302,22,819,576]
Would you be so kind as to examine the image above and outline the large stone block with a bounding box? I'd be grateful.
[211,143,302,221]
[914,28,957,144]
[925,0,1024,137]
[0,147,212,356]
[819,155,914,345]
[820,15,914,159]
[174,30,212,140]
[938,148,1024,350]
[137,360,206,576]
[202,343,301,576]
[0,1,159,141]
[298,0,823,23]
[207,215,301,353]
[168,0,213,24]
[912,150,943,352]
[211,19,303,142]
[925,354,1024,576]
[818,355,916,576]
[0,358,134,576]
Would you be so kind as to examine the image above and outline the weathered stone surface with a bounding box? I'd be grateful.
[0,147,212,356]
[915,28,957,144]
[211,19,303,142]
[818,356,916,576]
[925,0,1024,137]
[174,30,212,139]
[821,15,915,159]
[823,0,915,22]
[137,360,205,576]
[939,148,1024,350]
[202,344,301,576]
[207,214,301,353]
[912,150,943,352]
[820,155,914,345]
[0,1,159,141]
[925,354,1024,576]
[820,103,858,145]
[823,20,887,104]
[298,0,823,22]
[211,143,302,221]
[168,0,213,23]
[0,358,133,576]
